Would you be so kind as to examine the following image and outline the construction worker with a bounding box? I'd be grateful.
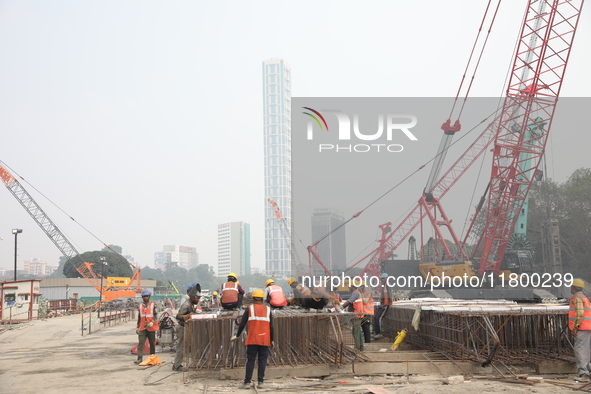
[264,279,287,309]
[221,273,245,310]
[570,278,591,382]
[179,282,200,310]
[373,273,392,338]
[173,285,202,372]
[212,291,219,308]
[287,277,311,306]
[135,290,159,364]
[342,283,365,350]
[231,289,274,389]
[359,283,374,345]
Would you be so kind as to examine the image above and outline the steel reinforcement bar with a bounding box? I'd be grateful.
[381,301,573,365]
[184,310,370,370]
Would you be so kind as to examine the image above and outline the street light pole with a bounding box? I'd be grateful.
[99,256,106,324]
[12,229,23,281]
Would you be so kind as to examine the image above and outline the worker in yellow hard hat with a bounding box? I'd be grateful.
[288,277,329,311]
[221,273,245,310]
[264,279,287,309]
[231,289,274,389]
[570,278,591,382]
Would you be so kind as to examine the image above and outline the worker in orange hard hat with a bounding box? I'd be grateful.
[570,278,591,383]
[221,273,245,310]
[231,289,274,389]
[264,279,287,309]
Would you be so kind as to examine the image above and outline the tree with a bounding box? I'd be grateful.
[528,168,591,280]
[63,251,133,278]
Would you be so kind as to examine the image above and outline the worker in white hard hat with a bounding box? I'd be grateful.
[570,278,591,382]
[264,279,288,309]
[221,273,245,310]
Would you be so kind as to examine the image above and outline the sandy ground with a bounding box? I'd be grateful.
[0,315,583,393]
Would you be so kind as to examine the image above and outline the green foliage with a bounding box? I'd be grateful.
[528,168,591,279]
[63,251,133,278]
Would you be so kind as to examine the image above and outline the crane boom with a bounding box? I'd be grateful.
[478,0,584,274]
[0,165,80,262]
[1,163,142,301]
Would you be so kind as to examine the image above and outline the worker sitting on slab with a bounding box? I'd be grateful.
[570,278,591,383]
[264,279,288,309]
[287,277,311,306]
[221,273,245,310]
[173,285,202,372]
[287,277,329,311]
[231,289,274,389]
[135,290,159,364]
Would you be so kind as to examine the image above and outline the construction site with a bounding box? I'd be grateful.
[1,0,591,393]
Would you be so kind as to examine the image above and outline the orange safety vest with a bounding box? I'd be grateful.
[268,284,288,307]
[139,302,159,331]
[221,281,239,304]
[352,295,364,318]
[245,304,271,346]
[362,291,374,315]
[569,293,591,330]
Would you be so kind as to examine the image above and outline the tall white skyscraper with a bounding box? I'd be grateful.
[217,222,251,277]
[263,59,292,276]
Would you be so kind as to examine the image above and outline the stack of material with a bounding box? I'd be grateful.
[381,299,573,365]
[184,309,369,370]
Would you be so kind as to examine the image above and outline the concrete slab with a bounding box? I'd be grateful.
[219,363,354,380]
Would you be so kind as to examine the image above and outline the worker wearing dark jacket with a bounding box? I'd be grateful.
[374,273,392,338]
[221,273,245,310]
[231,289,274,389]
[172,285,201,372]
[135,290,158,364]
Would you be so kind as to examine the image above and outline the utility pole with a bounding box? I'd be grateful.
[12,229,22,281]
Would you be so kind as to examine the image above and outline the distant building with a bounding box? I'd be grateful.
[217,222,251,277]
[22,258,58,277]
[263,58,292,276]
[311,208,347,273]
[158,246,199,270]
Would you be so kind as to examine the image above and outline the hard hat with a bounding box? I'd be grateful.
[266,279,275,286]
[287,277,297,285]
[228,273,237,279]
[213,291,218,296]
[252,289,265,298]
[573,278,585,288]
[380,273,389,279]
[187,282,199,293]
[141,290,151,296]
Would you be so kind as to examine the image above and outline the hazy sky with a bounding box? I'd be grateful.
[1,1,590,273]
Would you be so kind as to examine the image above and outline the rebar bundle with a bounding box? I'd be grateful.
[184,309,369,370]
[381,300,574,365]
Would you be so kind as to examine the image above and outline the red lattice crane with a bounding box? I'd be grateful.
[313,0,585,279]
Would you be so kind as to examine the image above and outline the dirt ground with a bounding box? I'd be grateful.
[0,315,584,393]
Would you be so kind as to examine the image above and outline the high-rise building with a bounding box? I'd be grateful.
[217,222,251,277]
[22,258,58,276]
[263,58,292,276]
[311,208,347,274]
[159,245,199,270]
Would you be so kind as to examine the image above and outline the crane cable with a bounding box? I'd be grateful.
[450,0,504,120]
[0,160,123,261]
